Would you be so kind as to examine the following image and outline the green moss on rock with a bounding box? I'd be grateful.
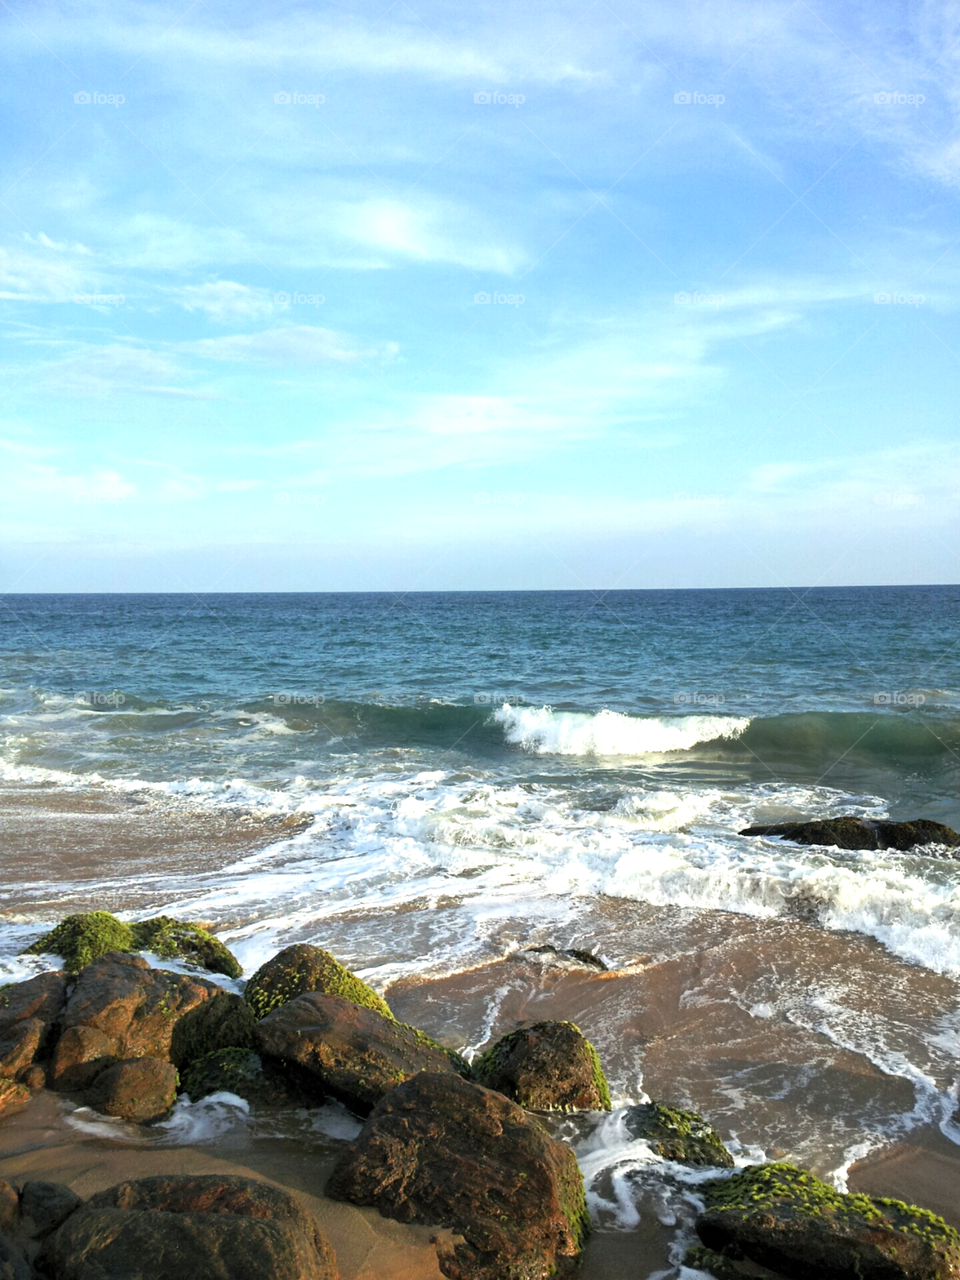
[168,992,256,1070]
[472,1020,612,1112]
[23,912,136,972]
[243,944,392,1021]
[131,917,241,979]
[683,1244,745,1279]
[624,1102,733,1167]
[178,1047,304,1106]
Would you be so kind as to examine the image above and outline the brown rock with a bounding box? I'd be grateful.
[0,1020,43,1081]
[49,1025,116,1091]
[41,1174,338,1280]
[86,1057,178,1123]
[0,971,68,1078]
[19,1180,83,1239]
[59,950,224,1062]
[473,1021,612,1112]
[0,1180,19,1236]
[20,1065,46,1090]
[253,992,467,1112]
[0,1081,29,1118]
[740,816,960,853]
[327,1071,589,1280]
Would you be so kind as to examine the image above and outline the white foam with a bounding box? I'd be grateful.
[493,705,750,757]
[156,1092,250,1143]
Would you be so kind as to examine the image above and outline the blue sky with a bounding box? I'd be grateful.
[1,0,958,591]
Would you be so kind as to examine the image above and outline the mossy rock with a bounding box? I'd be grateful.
[683,1244,749,1279]
[472,1020,612,1112]
[179,1047,306,1107]
[24,912,136,972]
[697,1162,960,1280]
[168,992,256,1070]
[243,944,392,1021]
[23,912,241,978]
[624,1102,733,1167]
[131,917,242,979]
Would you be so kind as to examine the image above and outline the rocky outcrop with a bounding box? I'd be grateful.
[624,1101,733,1167]
[244,944,392,1021]
[23,911,241,977]
[169,991,256,1070]
[253,992,467,1112]
[740,816,960,852]
[472,1021,612,1112]
[86,1057,179,1123]
[38,1174,339,1280]
[328,1071,588,1280]
[180,1048,307,1107]
[694,1162,960,1280]
[0,971,68,1080]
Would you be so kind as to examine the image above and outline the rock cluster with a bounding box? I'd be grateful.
[23,911,242,977]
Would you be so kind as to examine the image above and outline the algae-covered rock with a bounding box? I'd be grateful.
[473,1020,612,1112]
[131,917,241,979]
[624,1101,733,1167]
[696,1161,960,1280]
[180,1048,307,1107]
[328,1071,588,1280]
[740,816,960,853]
[244,944,391,1021]
[23,911,241,977]
[169,992,256,1070]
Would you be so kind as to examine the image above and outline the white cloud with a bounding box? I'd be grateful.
[175,281,276,323]
[186,325,398,364]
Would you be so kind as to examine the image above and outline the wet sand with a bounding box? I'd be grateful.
[849,1126,960,1231]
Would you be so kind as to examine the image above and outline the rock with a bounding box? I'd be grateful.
[19,1180,83,1238]
[328,1071,588,1280]
[695,1161,960,1280]
[623,1102,733,1167]
[58,951,224,1065]
[0,1181,19,1235]
[86,1057,179,1123]
[0,1081,29,1118]
[23,911,242,977]
[473,1021,612,1112]
[169,991,256,1070]
[244,944,392,1021]
[49,1025,116,1091]
[180,1048,307,1107]
[20,1066,46,1091]
[522,945,608,971]
[40,1173,338,1280]
[740,816,960,853]
[253,992,468,1112]
[0,1238,29,1280]
[0,971,68,1078]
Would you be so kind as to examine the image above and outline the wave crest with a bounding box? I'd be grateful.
[492,704,750,757]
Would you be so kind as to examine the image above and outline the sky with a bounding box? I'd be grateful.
[1,0,958,592]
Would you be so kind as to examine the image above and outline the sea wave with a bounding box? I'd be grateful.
[493,705,749,756]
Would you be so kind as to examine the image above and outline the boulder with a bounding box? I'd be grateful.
[169,991,256,1070]
[49,1025,116,1091]
[23,911,241,977]
[244,944,392,1021]
[39,1174,338,1280]
[695,1161,960,1280]
[85,1057,179,1123]
[19,1181,83,1239]
[20,1066,46,1091]
[58,951,224,1065]
[0,971,68,1078]
[0,1181,19,1235]
[180,1048,307,1107]
[624,1102,733,1167]
[472,1021,611,1112]
[740,817,960,853]
[328,1071,588,1280]
[253,992,467,1112]
[0,1081,29,1118]
[0,1239,29,1280]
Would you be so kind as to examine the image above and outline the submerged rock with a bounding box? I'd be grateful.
[740,816,960,853]
[169,992,256,1070]
[253,992,467,1112]
[624,1101,733,1167]
[0,971,68,1080]
[23,911,241,977]
[85,1057,178,1123]
[39,1174,339,1280]
[521,945,608,971]
[695,1161,960,1280]
[244,944,392,1021]
[327,1070,588,1280]
[472,1021,612,1112]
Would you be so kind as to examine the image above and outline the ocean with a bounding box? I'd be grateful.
[2,586,960,1237]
